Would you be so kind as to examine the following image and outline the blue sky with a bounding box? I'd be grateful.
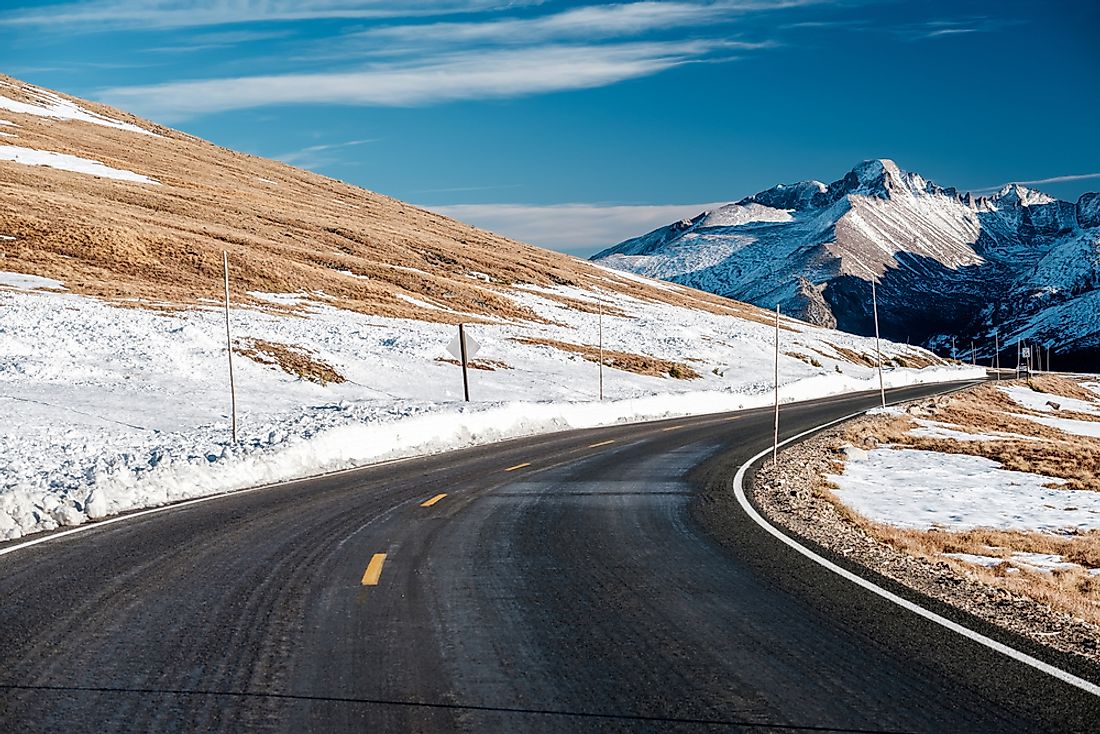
[2,0,1098,255]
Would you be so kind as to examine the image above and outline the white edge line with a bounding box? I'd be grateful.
[732,400,1100,698]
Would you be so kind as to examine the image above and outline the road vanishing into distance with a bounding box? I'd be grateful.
[2,381,1099,733]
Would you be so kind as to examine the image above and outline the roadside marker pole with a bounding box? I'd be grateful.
[222,251,237,444]
[994,331,1000,381]
[773,304,780,464]
[971,340,975,366]
[458,323,471,402]
[871,281,885,409]
[598,299,604,401]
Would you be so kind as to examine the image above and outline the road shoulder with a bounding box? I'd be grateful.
[693,397,1100,678]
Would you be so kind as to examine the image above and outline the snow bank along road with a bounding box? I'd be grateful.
[2,381,1099,733]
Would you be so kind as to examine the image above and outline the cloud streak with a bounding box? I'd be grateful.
[98,41,721,121]
[427,201,728,255]
[0,0,542,30]
[275,138,377,168]
[972,172,1100,194]
[356,1,779,46]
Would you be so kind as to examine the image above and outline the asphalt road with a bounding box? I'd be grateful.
[2,380,1099,733]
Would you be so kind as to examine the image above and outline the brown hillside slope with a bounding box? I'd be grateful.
[0,75,772,327]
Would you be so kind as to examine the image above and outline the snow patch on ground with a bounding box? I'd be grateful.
[999,385,1100,416]
[944,551,1096,575]
[0,82,156,136]
[1012,413,1100,439]
[828,447,1100,534]
[0,272,67,291]
[908,419,1016,442]
[0,145,158,184]
[0,285,979,541]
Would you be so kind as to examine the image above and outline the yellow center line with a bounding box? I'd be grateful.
[420,493,448,507]
[661,425,685,432]
[360,553,387,586]
[588,439,616,448]
[504,462,531,472]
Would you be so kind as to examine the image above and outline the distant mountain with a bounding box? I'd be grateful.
[593,159,1100,369]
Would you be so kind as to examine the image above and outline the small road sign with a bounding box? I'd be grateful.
[447,331,480,361]
[1021,347,1031,359]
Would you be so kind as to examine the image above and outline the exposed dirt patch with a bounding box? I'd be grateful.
[235,338,345,385]
[512,337,701,379]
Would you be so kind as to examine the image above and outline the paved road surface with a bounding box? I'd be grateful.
[2,381,1098,732]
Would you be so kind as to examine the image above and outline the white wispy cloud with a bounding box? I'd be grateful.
[0,0,542,30]
[972,172,1100,195]
[84,1,822,120]
[894,16,1019,41]
[427,201,728,255]
[274,138,377,168]
[356,1,775,46]
[98,41,720,121]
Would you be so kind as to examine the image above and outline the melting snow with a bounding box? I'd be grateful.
[828,447,1100,533]
[999,385,1100,416]
[0,145,158,184]
[0,272,66,291]
[0,284,980,541]
[1012,413,1100,439]
[0,83,156,136]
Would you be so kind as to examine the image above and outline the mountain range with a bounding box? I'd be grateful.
[593,159,1100,369]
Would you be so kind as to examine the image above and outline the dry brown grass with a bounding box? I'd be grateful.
[1026,373,1099,402]
[829,346,878,368]
[235,338,345,385]
[849,382,1100,491]
[512,337,701,379]
[826,378,1100,625]
[0,74,782,330]
[434,357,512,371]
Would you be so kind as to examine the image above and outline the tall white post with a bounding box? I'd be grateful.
[222,251,237,444]
[598,299,604,401]
[994,331,1000,381]
[773,304,780,464]
[871,280,885,409]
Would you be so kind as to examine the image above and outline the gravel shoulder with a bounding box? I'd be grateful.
[696,396,1100,664]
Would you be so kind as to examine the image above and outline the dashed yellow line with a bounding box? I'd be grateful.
[504,462,531,472]
[661,425,685,432]
[420,493,448,507]
[588,439,616,448]
[360,553,387,586]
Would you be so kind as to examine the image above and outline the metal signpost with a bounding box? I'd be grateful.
[447,325,480,402]
[598,299,604,401]
[222,251,237,444]
[871,281,885,409]
[994,331,1000,380]
[773,304,780,463]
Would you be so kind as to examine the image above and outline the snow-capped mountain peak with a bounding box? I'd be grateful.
[593,160,1100,368]
[991,183,1058,207]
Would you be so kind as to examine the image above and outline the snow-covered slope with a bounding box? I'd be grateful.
[0,78,977,540]
[594,160,1100,368]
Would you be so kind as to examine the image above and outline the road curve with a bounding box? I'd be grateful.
[2,381,1099,733]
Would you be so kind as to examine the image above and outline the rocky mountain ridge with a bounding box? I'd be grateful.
[593,159,1100,368]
